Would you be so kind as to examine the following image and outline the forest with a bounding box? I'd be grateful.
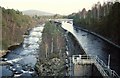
[1,7,37,50]
[68,1,120,45]
[36,21,66,76]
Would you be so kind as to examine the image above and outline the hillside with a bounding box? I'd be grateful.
[1,7,37,50]
[22,10,54,16]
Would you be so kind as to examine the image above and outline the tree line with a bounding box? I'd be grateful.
[1,7,37,50]
[68,1,120,45]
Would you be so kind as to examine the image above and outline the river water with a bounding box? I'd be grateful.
[0,24,44,77]
[1,22,120,77]
[62,22,120,75]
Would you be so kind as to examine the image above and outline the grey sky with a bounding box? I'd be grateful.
[1,0,112,15]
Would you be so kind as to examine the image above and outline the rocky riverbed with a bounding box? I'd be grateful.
[1,24,44,78]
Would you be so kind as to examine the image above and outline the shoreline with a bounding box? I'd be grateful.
[0,22,41,58]
[0,50,10,58]
[0,43,21,58]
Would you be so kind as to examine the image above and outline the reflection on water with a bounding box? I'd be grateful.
[62,22,120,75]
[1,24,44,77]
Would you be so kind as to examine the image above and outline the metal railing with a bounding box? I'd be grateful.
[72,55,120,78]
[94,56,120,78]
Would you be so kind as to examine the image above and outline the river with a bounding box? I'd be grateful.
[1,22,120,77]
[62,22,120,75]
[0,24,44,77]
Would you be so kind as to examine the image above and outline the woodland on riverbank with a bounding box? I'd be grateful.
[0,7,38,57]
[36,21,67,76]
[68,1,120,45]
[1,7,37,50]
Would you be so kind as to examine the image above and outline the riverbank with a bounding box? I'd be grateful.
[35,21,67,76]
[1,24,44,77]
[1,21,43,58]
[0,43,22,58]
[35,21,87,76]
[2,7,38,51]
[0,50,10,58]
[0,26,35,58]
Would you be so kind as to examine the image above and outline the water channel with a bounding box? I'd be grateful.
[1,22,120,77]
[62,22,120,75]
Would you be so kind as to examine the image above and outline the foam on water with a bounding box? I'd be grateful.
[2,24,45,77]
[6,58,23,64]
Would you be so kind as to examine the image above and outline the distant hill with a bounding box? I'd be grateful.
[22,10,54,16]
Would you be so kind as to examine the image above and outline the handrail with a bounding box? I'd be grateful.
[94,56,120,78]
[72,55,120,78]
[95,56,107,68]
[111,70,120,78]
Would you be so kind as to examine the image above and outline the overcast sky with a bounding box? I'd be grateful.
[1,0,112,15]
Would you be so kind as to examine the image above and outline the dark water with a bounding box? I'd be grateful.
[0,24,44,77]
[1,22,120,77]
[62,22,120,75]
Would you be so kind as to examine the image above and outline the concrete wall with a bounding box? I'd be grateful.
[92,64,103,77]
[73,64,103,77]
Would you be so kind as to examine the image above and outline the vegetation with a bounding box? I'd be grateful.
[39,21,66,60]
[36,21,66,76]
[1,6,37,50]
[68,1,120,45]
[32,14,65,23]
